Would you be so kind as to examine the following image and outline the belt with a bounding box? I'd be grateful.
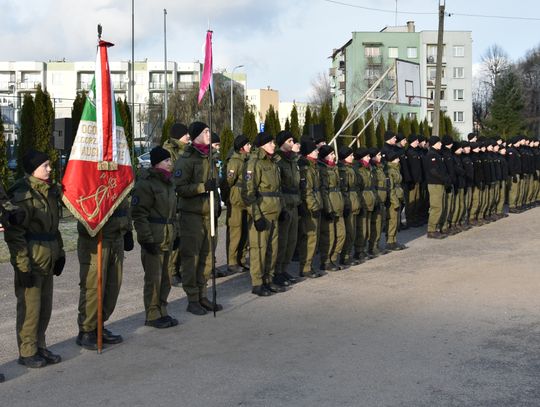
[111,209,128,217]
[376,187,388,191]
[281,187,299,195]
[259,192,281,197]
[328,187,341,192]
[25,232,56,241]
[148,217,174,224]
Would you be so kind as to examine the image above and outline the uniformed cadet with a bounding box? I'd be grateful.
[396,134,411,230]
[460,142,475,227]
[76,197,133,350]
[175,122,223,314]
[506,137,521,213]
[223,135,251,274]
[353,147,377,261]
[497,144,510,218]
[469,142,485,225]
[132,146,180,328]
[385,151,406,250]
[405,135,423,228]
[4,150,64,368]
[163,123,190,287]
[274,131,302,286]
[338,146,362,265]
[425,137,451,239]
[297,140,324,278]
[450,142,466,232]
[368,148,389,256]
[244,132,286,296]
[441,136,457,234]
[318,145,345,270]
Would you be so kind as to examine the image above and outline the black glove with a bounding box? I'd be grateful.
[298,205,308,217]
[343,208,351,218]
[141,242,159,255]
[254,218,268,232]
[123,231,134,252]
[53,255,65,276]
[278,210,289,222]
[217,205,222,219]
[324,211,336,221]
[204,178,217,192]
[7,209,26,226]
[172,237,180,250]
[18,271,34,288]
[312,210,321,218]
[512,175,518,183]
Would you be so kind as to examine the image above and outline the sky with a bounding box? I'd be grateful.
[1,0,539,102]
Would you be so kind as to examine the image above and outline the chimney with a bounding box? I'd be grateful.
[407,21,415,33]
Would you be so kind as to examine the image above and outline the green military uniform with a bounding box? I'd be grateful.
[163,137,187,284]
[4,176,64,358]
[354,158,376,260]
[174,144,220,304]
[298,156,323,276]
[244,147,282,288]
[386,161,404,245]
[319,159,345,269]
[338,160,361,264]
[132,168,178,322]
[369,162,387,254]
[275,150,301,277]
[77,198,131,334]
[224,150,249,269]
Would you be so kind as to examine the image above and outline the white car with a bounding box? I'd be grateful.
[137,152,151,169]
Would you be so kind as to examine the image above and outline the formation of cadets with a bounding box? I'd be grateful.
[1,120,540,376]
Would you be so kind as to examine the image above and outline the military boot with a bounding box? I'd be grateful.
[187,301,207,316]
[252,285,273,296]
[102,328,123,344]
[37,348,61,364]
[200,297,223,312]
[18,354,47,368]
[272,274,291,287]
[76,331,98,350]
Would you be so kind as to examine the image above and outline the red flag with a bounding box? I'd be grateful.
[198,30,214,104]
[62,39,134,236]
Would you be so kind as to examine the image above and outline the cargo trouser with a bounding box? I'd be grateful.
[341,211,358,262]
[464,187,473,223]
[298,211,320,273]
[276,205,298,275]
[518,176,527,207]
[386,204,400,244]
[16,273,53,357]
[470,186,482,220]
[142,247,171,321]
[496,180,506,214]
[452,188,465,226]
[248,214,279,287]
[478,185,488,219]
[226,204,248,267]
[77,236,123,333]
[354,210,370,257]
[427,184,447,233]
[180,212,213,302]
[368,206,385,251]
[527,174,536,204]
[444,188,455,230]
[508,176,520,209]
[406,183,420,226]
[320,215,345,266]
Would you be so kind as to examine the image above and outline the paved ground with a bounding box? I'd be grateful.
[0,208,540,406]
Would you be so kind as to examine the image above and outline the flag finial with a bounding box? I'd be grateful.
[97,24,102,40]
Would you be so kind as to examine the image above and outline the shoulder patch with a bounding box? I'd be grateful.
[227,169,235,178]
[245,170,253,181]
[174,169,182,177]
[131,196,140,206]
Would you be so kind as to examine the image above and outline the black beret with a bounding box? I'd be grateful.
[442,135,454,146]
[150,146,171,166]
[418,135,426,143]
[386,151,401,162]
[384,130,396,141]
[461,141,470,149]
[313,132,326,144]
[429,136,441,145]
[467,132,476,141]
[469,142,479,150]
[396,133,405,142]
[23,149,49,175]
[300,140,317,156]
[253,132,273,147]
[234,135,249,151]
[338,146,353,160]
[368,147,379,158]
[188,121,209,139]
[408,134,419,144]
[170,123,189,139]
[211,132,220,144]
[276,130,293,147]
[318,145,334,160]
[354,147,370,160]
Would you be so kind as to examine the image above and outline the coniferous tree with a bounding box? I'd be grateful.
[311,110,319,129]
[161,114,174,146]
[0,113,8,188]
[284,118,291,132]
[375,115,386,148]
[410,116,420,135]
[17,93,35,177]
[352,117,365,147]
[34,86,58,179]
[290,104,300,138]
[71,91,86,138]
[422,118,431,137]
[220,126,234,162]
[318,102,334,143]
[419,120,424,138]
[123,99,134,162]
[398,115,412,138]
[444,115,454,138]
[242,107,258,142]
[302,105,312,135]
[387,111,398,134]
[264,105,280,137]
[273,107,281,134]
[438,111,447,136]
[364,110,376,148]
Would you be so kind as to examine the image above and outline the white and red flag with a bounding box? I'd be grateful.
[198,30,214,104]
[62,39,134,236]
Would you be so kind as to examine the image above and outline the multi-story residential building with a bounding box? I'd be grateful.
[278,101,310,130]
[330,22,473,137]
[246,87,279,131]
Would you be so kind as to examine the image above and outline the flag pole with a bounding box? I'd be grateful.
[97,230,103,353]
[208,77,217,319]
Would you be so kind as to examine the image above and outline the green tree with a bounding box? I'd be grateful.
[17,93,35,177]
[387,111,398,133]
[161,114,174,146]
[284,118,291,132]
[242,107,258,142]
[422,118,431,137]
[220,126,234,162]
[264,105,280,137]
[364,110,376,148]
[438,111,447,136]
[410,116,420,135]
[71,91,86,138]
[444,115,454,138]
[0,113,8,188]
[485,69,525,138]
[290,104,300,138]
[318,102,334,143]
[352,117,365,147]
[33,86,58,179]
[398,115,412,138]
[123,99,134,162]
[302,105,312,135]
[333,102,349,146]
[375,115,386,148]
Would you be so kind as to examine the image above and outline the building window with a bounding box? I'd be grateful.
[364,47,380,57]
[453,67,465,78]
[407,112,417,120]
[426,44,445,63]
[51,72,63,85]
[427,67,445,82]
[453,46,465,57]
[429,90,445,100]
[407,47,418,58]
[453,111,464,122]
[453,89,464,100]
[388,47,399,58]
[429,111,434,122]
[365,67,381,79]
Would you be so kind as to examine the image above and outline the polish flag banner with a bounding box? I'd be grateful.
[62,39,134,237]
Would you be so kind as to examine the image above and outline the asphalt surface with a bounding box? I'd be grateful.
[1,208,540,406]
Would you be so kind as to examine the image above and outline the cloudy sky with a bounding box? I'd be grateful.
[1,0,539,101]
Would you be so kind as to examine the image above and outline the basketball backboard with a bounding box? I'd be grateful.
[395,59,421,106]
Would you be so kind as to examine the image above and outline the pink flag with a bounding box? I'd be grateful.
[198,30,213,104]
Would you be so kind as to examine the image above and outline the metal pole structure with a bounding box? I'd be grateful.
[432,0,445,137]
[230,64,244,132]
[96,230,103,353]
[163,8,168,121]
[131,0,135,159]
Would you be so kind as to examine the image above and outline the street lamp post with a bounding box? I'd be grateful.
[230,64,244,132]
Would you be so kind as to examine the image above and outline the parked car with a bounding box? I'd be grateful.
[137,152,151,169]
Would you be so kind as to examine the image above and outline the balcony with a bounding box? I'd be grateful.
[329,67,336,76]
[18,81,41,90]
[0,81,16,91]
[78,81,92,91]
[149,82,173,91]
[112,81,127,91]
[426,56,446,65]
[366,55,383,65]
